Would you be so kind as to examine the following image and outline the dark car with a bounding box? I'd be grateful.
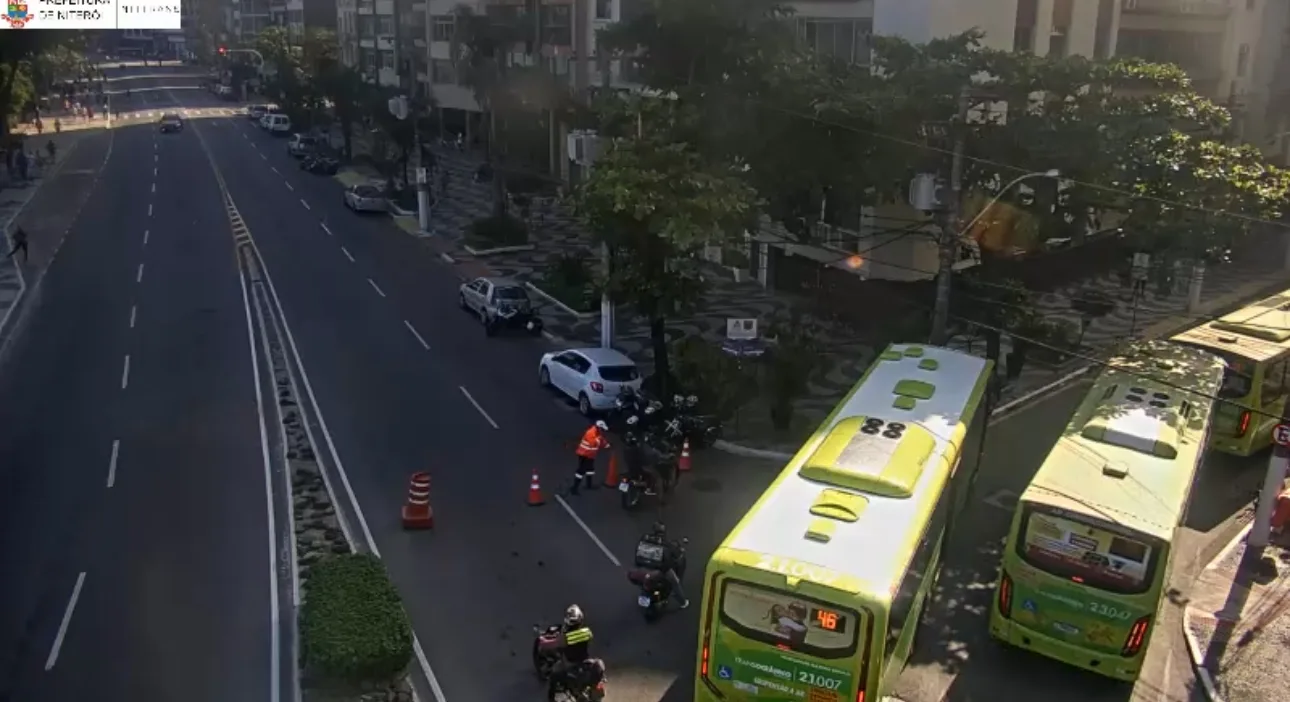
[300,154,339,175]
[159,113,183,133]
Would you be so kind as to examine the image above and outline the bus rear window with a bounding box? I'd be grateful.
[718,579,860,659]
[1176,343,1252,399]
[1016,505,1161,596]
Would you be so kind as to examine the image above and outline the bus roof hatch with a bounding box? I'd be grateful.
[800,416,935,497]
[1080,386,1181,460]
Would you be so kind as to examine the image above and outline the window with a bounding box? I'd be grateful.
[380,50,396,70]
[1237,43,1250,77]
[432,15,454,42]
[595,0,611,20]
[797,18,873,64]
[431,59,456,85]
[717,579,861,660]
[358,15,374,37]
[361,48,376,73]
[885,494,949,658]
[1014,505,1161,595]
[378,15,394,36]
[542,5,571,46]
[1014,25,1034,53]
[1261,360,1288,405]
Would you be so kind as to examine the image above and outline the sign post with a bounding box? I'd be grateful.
[1251,422,1290,548]
[415,167,431,235]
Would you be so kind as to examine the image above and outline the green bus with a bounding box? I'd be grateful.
[989,340,1223,681]
[1171,289,1290,456]
[695,344,993,702]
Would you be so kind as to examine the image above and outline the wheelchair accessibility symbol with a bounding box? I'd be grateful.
[717,665,733,680]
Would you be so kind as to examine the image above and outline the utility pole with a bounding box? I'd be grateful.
[1251,419,1290,548]
[930,88,969,346]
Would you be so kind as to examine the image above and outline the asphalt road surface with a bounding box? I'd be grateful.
[0,69,283,701]
[156,81,1268,702]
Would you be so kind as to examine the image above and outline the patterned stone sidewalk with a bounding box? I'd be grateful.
[393,146,1290,453]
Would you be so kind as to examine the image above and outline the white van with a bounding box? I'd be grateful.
[261,113,291,134]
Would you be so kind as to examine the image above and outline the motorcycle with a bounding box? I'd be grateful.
[531,625,607,701]
[619,444,679,510]
[678,411,722,449]
[627,539,688,622]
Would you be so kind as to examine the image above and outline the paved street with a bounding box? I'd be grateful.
[173,85,1274,702]
[0,69,285,701]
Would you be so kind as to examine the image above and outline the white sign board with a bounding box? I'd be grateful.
[726,318,758,340]
[3,0,181,28]
[415,168,428,185]
[1273,423,1290,447]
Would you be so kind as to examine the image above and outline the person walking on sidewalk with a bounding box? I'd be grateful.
[571,420,611,495]
[7,227,29,263]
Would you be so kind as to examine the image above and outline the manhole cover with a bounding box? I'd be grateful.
[690,476,722,493]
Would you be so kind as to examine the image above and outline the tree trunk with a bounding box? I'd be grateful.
[649,316,669,401]
[985,328,1002,363]
[0,65,20,143]
[488,107,507,217]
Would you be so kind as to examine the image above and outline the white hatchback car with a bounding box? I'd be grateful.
[539,348,642,415]
[344,184,387,212]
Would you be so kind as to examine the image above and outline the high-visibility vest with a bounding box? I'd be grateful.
[576,427,607,458]
[564,626,592,645]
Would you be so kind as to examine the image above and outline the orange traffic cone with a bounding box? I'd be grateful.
[602,452,620,488]
[401,472,434,529]
[678,438,692,472]
[527,469,545,506]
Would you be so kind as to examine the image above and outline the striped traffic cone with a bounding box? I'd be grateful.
[678,438,692,472]
[401,472,434,529]
[527,469,545,506]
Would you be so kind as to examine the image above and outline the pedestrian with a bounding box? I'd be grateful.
[570,420,611,495]
[7,227,28,263]
[46,139,56,163]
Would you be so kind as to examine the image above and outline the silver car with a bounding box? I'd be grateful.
[343,184,387,212]
[458,277,542,336]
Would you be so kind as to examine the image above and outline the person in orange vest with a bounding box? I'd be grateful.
[571,420,611,495]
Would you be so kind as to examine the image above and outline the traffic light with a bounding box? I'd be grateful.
[217,46,227,56]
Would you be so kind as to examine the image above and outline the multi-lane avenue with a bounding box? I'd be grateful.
[0,64,1269,702]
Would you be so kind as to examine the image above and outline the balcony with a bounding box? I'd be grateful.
[1120,0,1230,16]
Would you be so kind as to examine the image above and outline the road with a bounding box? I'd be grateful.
[0,69,287,701]
[166,82,1269,702]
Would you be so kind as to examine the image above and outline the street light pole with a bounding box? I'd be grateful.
[930,89,969,345]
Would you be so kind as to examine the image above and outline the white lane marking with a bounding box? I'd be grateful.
[147,203,153,217]
[300,199,310,211]
[136,263,144,283]
[153,167,157,177]
[439,252,454,264]
[239,271,283,702]
[45,572,86,671]
[341,247,354,262]
[367,279,385,297]
[106,440,120,488]
[320,222,332,236]
[458,386,499,430]
[129,305,136,328]
[261,153,267,161]
[413,639,449,702]
[271,166,279,174]
[403,320,430,349]
[284,181,294,192]
[143,229,149,245]
[243,133,248,139]
[555,495,622,567]
[151,182,156,193]
[120,355,131,389]
[154,154,158,162]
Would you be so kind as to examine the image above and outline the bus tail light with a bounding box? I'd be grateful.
[997,571,1013,619]
[700,643,709,677]
[1236,410,1251,437]
[856,692,864,702]
[1121,615,1151,657]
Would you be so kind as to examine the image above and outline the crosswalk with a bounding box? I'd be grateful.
[118,107,243,119]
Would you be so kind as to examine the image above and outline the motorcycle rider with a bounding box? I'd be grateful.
[547,604,601,701]
[638,522,689,609]
[622,418,666,495]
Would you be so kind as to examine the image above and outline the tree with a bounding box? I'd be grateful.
[315,59,368,161]
[573,130,760,398]
[0,31,82,139]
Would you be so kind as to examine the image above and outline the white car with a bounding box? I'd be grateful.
[261,113,291,134]
[539,348,642,416]
[344,184,387,212]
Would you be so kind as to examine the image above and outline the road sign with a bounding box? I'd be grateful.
[1273,423,1290,447]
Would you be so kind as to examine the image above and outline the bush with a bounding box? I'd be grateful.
[300,553,413,686]
[467,214,528,249]
[670,337,759,421]
[537,251,598,313]
[763,313,825,432]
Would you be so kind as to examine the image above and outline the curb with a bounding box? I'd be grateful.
[1180,524,1249,702]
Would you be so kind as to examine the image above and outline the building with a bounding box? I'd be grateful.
[225,0,274,43]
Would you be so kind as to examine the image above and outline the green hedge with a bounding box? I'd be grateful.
[538,252,598,313]
[467,214,528,248]
[300,553,413,685]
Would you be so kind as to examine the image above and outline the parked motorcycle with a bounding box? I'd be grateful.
[531,624,607,701]
[619,443,678,510]
[627,538,688,622]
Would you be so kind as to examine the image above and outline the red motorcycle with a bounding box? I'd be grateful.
[531,624,607,701]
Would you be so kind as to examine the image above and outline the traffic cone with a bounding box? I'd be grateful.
[678,438,692,472]
[602,452,620,488]
[401,472,434,529]
[527,469,545,506]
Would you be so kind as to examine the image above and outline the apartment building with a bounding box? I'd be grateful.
[225,0,273,43]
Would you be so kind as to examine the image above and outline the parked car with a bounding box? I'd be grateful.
[246,104,270,121]
[538,348,642,415]
[287,133,318,157]
[260,113,291,134]
[458,276,544,337]
[301,154,339,175]
[343,184,387,212]
[158,112,183,133]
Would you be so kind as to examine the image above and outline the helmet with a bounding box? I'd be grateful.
[643,405,656,416]
[594,420,608,431]
[564,604,584,628]
[651,521,667,537]
[625,415,639,426]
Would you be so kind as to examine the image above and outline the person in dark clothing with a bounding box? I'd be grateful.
[546,604,602,701]
[7,227,29,262]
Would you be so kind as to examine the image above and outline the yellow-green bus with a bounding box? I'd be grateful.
[989,340,1222,682]
[1170,289,1290,456]
[695,344,993,702]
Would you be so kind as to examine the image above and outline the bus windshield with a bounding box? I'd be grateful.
[1015,504,1161,596]
[718,579,861,659]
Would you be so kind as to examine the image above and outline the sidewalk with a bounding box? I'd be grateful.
[1183,526,1290,702]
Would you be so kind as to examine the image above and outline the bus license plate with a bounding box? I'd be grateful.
[619,482,630,493]
[637,595,651,607]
